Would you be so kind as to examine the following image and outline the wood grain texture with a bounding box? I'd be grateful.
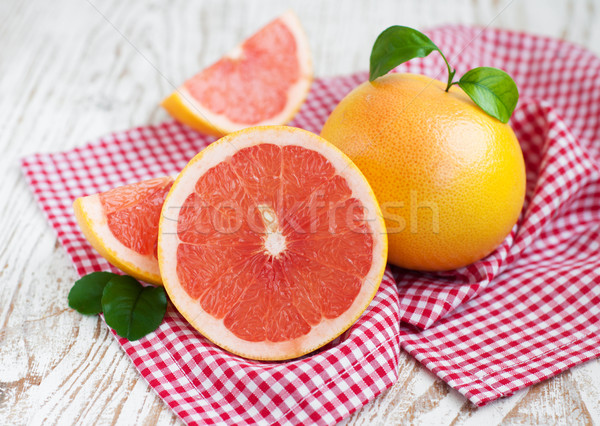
[1,0,599,424]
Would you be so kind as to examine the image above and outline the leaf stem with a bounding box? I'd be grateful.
[447,81,460,90]
[437,49,456,92]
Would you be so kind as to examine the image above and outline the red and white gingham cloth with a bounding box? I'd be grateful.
[21,26,600,423]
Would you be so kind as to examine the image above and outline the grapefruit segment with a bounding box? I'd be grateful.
[229,143,282,208]
[159,126,387,360]
[162,11,312,136]
[73,176,174,285]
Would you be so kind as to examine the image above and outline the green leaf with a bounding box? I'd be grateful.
[101,275,167,341]
[68,271,118,315]
[369,26,440,81]
[457,67,519,123]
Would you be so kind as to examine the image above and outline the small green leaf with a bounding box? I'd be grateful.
[457,67,519,123]
[101,276,167,341]
[68,271,118,315]
[369,26,440,81]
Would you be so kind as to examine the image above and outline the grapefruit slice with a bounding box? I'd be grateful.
[158,126,387,360]
[161,11,312,137]
[73,176,174,285]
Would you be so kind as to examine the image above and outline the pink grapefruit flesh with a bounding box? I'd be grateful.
[158,126,387,360]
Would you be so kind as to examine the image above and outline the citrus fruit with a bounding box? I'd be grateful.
[161,11,312,137]
[73,176,174,285]
[158,126,387,360]
[321,73,526,271]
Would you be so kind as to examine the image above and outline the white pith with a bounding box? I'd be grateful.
[259,204,286,258]
[174,10,313,133]
[263,230,286,258]
[158,126,387,360]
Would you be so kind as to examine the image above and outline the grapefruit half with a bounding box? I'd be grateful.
[158,126,387,360]
[161,11,312,137]
[73,176,174,285]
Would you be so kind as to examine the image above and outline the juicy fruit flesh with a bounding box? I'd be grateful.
[100,177,173,258]
[175,144,374,342]
[185,18,299,124]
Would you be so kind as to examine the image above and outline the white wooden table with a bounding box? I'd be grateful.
[2,0,600,424]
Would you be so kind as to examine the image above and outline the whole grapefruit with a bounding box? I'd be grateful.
[321,73,526,271]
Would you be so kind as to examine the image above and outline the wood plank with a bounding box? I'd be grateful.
[1,0,599,424]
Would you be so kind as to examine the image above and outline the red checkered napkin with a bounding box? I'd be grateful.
[22,25,600,423]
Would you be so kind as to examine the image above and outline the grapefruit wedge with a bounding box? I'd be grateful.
[73,176,174,285]
[158,126,387,360]
[161,11,312,136]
